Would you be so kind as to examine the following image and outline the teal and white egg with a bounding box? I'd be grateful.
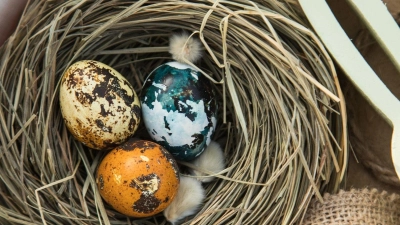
[140,61,217,161]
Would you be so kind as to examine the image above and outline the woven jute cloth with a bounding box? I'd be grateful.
[346,0,400,187]
[302,189,400,225]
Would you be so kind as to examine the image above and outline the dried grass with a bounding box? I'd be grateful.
[0,0,347,224]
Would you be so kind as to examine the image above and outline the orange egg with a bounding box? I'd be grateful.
[96,139,180,217]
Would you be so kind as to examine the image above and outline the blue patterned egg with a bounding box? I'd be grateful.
[140,61,217,161]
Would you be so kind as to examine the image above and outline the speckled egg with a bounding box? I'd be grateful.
[96,139,180,217]
[59,60,141,150]
[140,61,217,161]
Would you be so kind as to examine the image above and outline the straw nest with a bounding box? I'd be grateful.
[0,1,347,224]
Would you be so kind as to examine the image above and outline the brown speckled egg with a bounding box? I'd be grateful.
[96,139,180,217]
[59,60,141,150]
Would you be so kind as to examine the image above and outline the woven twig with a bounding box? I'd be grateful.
[0,0,346,224]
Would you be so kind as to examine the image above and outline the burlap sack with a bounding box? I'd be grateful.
[347,27,400,187]
[386,0,400,24]
[302,188,400,225]
[328,0,400,187]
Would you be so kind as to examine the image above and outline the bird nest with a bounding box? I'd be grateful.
[0,0,347,224]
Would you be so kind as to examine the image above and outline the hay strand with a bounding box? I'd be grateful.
[0,0,346,224]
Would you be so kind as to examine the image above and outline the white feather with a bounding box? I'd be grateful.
[169,32,202,64]
[163,176,205,225]
[189,141,225,183]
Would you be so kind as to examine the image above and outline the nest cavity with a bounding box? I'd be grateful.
[0,0,347,224]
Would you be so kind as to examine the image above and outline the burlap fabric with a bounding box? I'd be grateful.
[328,0,400,188]
[346,25,400,187]
[302,189,400,225]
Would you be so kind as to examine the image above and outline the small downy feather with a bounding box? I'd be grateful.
[163,176,205,225]
[169,32,202,64]
[189,141,225,183]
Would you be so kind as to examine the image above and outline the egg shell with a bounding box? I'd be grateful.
[59,60,141,150]
[96,139,180,218]
[140,61,217,161]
